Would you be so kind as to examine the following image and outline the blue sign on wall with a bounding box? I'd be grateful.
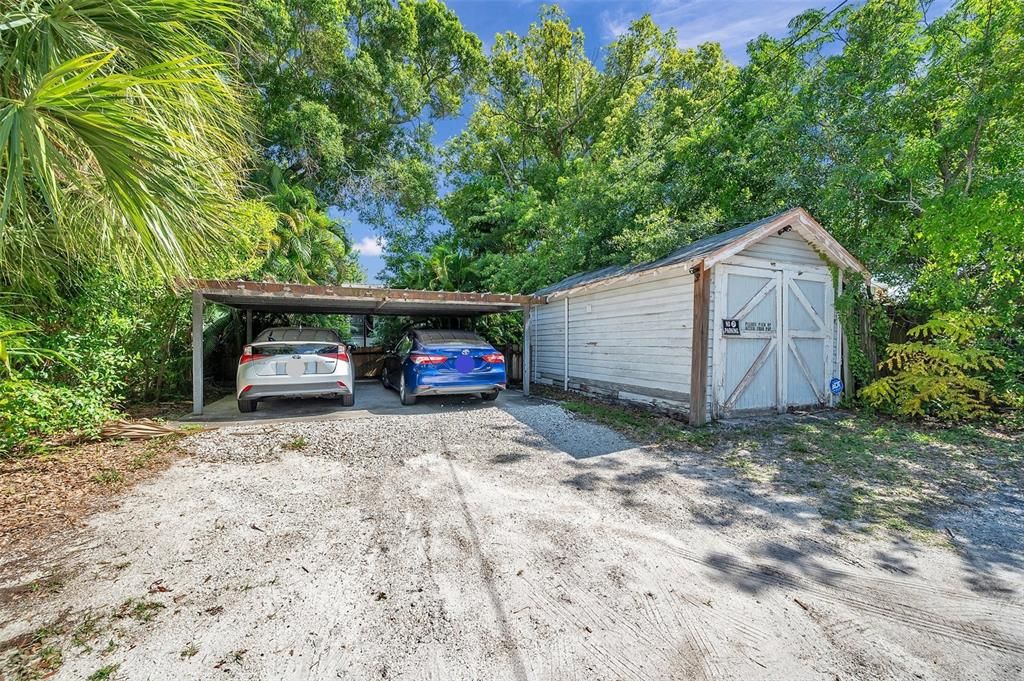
[829,377,844,395]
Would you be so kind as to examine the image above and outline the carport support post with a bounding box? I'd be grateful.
[522,304,531,397]
[191,291,204,415]
[245,309,253,344]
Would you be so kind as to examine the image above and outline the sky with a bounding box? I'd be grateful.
[344,0,827,283]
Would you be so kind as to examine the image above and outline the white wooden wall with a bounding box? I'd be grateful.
[740,229,828,267]
[531,268,695,409]
[529,228,844,421]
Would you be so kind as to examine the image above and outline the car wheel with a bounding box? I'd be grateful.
[482,390,499,401]
[238,398,257,413]
[342,392,355,407]
[400,374,416,406]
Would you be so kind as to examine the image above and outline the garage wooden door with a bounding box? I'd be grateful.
[783,270,833,409]
[714,264,833,417]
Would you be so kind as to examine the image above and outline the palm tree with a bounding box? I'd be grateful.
[0,0,250,295]
[393,242,482,291]
[262,172,362,284]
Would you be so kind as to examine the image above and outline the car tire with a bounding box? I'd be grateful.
[238,398,257,413]
[400,374,416,406]
[341,392,355,407]
[482,390,499,401]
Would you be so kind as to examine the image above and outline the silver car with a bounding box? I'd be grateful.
[235,327,355,413]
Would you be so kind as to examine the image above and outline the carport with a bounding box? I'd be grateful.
[188,279,546,415]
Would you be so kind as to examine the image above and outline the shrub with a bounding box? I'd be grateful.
[0,379,116,457]
[860,313,1004,421]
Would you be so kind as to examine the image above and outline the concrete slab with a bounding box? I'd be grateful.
[175,379,533,426]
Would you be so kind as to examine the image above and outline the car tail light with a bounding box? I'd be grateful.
[239,345,268,365]
[409,353,447,365]
[482,352,505,364]
[337,380,347,388]
[240,385,253,394]
[321,349,349,361]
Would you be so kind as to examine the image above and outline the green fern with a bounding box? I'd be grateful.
[861,312,1004,421]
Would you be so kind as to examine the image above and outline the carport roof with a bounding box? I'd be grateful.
[189,279,544,316]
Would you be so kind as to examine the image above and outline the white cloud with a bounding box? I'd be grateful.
[352,236,385,257]
[600,9,633,40]
[598,0,811,61]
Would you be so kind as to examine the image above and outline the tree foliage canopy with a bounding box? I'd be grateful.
[239,0,485,215]
[427,0,1023,322]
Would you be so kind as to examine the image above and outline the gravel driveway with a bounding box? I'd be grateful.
[2,399,1022,680]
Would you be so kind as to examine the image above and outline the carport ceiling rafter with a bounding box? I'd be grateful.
[187,279,545,316]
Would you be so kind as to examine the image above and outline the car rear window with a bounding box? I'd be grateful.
[255,328,340,343]
[413,330,490,347]
[254,343,339,356]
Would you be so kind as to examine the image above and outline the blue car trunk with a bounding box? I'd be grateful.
[427,346,492,374]
[407,340,506,394]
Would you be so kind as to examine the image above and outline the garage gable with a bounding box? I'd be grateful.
[698,208,867,276]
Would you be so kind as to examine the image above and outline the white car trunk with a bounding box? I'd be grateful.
[249,342,340,377]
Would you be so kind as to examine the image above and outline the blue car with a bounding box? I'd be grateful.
[381,329,506,405]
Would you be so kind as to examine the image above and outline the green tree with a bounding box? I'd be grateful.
[440,9,736,293]
[237,0,485,215]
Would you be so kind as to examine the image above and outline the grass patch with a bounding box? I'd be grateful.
[740,416,1021,534]
[547,387,1022,538]
[114,598,165,623]
[1,622,66,680]
[560,398,719,448]
[92,468,125,485]
[87,664,119,680]
[71,614,102,651]
[284,435,309,451]
[27,574,64,595]
[180,642,199,659]
[129,449,158,470]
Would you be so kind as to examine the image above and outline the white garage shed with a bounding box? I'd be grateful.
[527,207,869,425]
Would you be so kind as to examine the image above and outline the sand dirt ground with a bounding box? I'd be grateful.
[1,399,1022,680]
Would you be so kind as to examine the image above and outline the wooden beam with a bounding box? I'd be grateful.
[840,272,853,403]
[522,304,532,397]
[187,279,546,307]
[192,291,204,416]
[245,309,253,344]
[689,263,711,426]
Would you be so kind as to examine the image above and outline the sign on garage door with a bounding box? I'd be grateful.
[714,264,834,417]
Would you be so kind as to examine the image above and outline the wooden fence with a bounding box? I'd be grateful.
[350,344,523,386]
